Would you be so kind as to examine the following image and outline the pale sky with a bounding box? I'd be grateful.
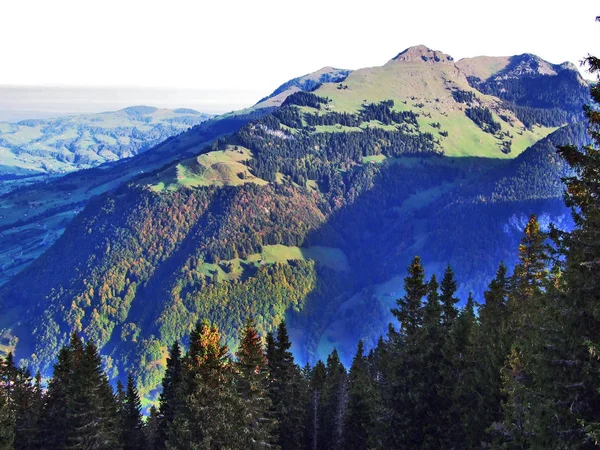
[2,0,599,109]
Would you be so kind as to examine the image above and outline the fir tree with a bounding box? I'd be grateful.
[509,215,549,325]
[472,263,510,445]
[39,343,74,449]
[420,275,449,448]
[145,406,160,450]
[388,257,429,448]
[120,374,146,450]
[392,256,427,339]
[168,320,243,450]
[156,341,182,450]
[440,265,459,328]
[268,321,307,450]
[306,360,326,450]
[67,339,120,450]
[319,349,347,450]
[0,355,16,450]
[343,341,374,450]
[449,293,479,446]
[236,318,276,449]
[499,215,549,446]
[13,366,39,450]
[496,347,530,449]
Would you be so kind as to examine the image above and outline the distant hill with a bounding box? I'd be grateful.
[0,106,212,176]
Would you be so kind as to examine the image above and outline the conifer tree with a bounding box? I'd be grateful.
[499,216,549,446]
[472,263,510,444]
[67,339,120,449]
[268,321,307,450]
[388,257,428,448]
[0,354,16,450]
[39,342,75,449]
[120,374,146,450]
[156,340,182,450]
[0,392,13,450]
[365,336,391,449]
[13,366,39,450]
[508,215,549,337]
[419,275,448,448]
[236,318,275,449]
[440,265,459,328]
[343,341,374,450]
[319,349,347,450]
[145,406,160,450]
[115,379,126,419]
[449,293,479,446]
[496,347,530,450]
[168,320,243,450]
[392,256,427,339]
[306,360,326,450]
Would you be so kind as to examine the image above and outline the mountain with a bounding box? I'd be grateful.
[457,53,589,127]
[0,106,212,177]
[0,46,590,400]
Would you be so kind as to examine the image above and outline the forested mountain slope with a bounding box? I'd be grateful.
[0,46,590,400]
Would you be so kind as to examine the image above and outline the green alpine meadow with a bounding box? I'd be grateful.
[0,4,599,449]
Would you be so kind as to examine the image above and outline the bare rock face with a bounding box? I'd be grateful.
[391,45,455,64]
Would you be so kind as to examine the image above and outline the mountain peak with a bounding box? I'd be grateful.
[390,45,454,64]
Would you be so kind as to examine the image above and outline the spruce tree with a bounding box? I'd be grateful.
[167,320,243,450]
[306,360,326,450]
[319,349,347,450]
[268,321,307,450]
[343,341,374,450]
[388,257,428,448]
[509,215,549,332]
[472,263,510,445]
[0,392,13,450]
[498,215,549,446]
[39,343,75,449]
[67,339,120,450]
[440,265,459,328]
[156,341,182,450]
[392,256,427,339]
[496,347,530,450]
[145,405,160,450]
[116,380,125,411]
[120,374,146,450]
[449,293,479,446]
[236,318,275,449]
[13,366,39,450]
[419,275,448,448]
[0,354,16,450]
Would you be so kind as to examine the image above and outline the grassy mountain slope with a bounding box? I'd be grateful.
[0,106,212,176]
[0,46,590,401]
[311,45,556,157]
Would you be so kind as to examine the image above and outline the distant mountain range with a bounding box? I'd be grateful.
[0,46,590,401]
[0,106,212,176]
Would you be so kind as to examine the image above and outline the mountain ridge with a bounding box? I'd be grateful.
[0,46,590,400]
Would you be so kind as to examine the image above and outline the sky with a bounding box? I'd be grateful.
[1,0,599,114]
